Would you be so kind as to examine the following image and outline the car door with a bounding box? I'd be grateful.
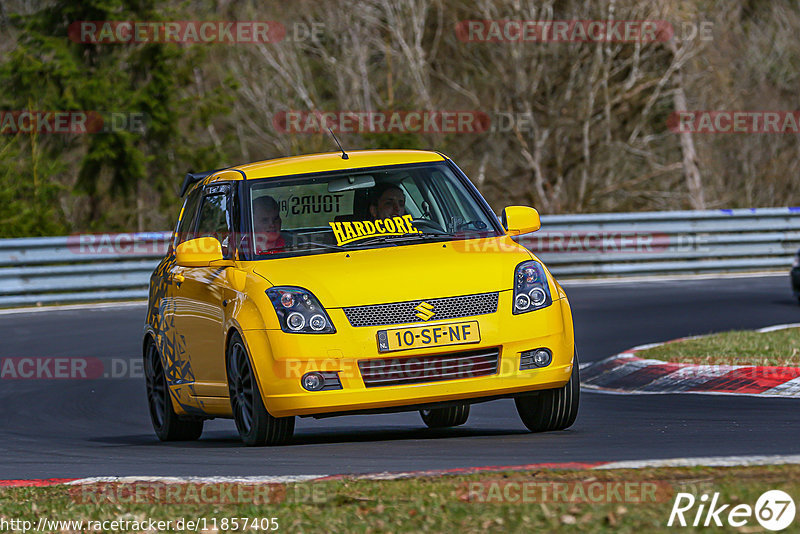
[171,183,235,399]
[157,186,202,405]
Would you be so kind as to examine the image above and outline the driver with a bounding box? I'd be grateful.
[369,183,406,220]
[252,195,285,253]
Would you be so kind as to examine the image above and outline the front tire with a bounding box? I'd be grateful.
[420,404,470,428]
[515,351,580,432]
[227,332,294,446]
[144,337,204,441]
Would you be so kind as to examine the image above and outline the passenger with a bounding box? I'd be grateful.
[252,195,285,253]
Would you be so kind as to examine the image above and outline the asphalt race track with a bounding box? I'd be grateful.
[2,275,798,479]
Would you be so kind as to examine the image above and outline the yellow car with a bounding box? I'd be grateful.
[143,149,578,446]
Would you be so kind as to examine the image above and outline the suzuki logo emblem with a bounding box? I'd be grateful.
[414,302,435,321]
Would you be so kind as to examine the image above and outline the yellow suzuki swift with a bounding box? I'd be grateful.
[143,149,578,446]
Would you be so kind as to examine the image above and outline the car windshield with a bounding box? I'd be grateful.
[244,162,501,258]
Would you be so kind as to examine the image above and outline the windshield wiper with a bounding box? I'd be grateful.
[452,220,490,233]
[293,241,348,251]
[351,233,457,246]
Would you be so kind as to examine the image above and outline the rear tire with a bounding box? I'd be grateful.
[144,337,204,441]
[515,351,580,432]
[227,332,294,446]
[420,404,470,428]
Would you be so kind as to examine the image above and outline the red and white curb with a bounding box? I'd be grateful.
[580,323,800,397]
[4,454,800,487]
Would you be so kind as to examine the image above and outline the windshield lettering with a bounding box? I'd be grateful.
[330,215,419,246]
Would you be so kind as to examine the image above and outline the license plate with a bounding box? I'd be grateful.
[376,321,480,353]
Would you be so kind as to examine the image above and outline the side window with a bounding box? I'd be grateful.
[438,172,482,223]
[174,187,203,247]
[402,176,446,226]
[400,179,424,218]
[195,191,232,258]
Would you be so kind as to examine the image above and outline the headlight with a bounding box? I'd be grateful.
[266,287,336,334]
[513,261,552,314]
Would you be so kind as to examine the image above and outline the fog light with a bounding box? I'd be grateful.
[520,348,552,370]
[533,349,552,367]
[302,372,325,391]
[301,371,342,391]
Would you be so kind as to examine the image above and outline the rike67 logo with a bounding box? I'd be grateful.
[668,490,795,531]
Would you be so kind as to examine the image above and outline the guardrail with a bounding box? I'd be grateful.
[1,207,798,307]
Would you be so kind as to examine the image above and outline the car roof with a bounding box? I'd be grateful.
[200,149,448,188]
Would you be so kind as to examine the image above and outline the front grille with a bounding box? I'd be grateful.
[358,348,500,388]
[343,292,499,327]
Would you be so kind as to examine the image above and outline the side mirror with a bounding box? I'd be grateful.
[502,206,541,236]
[175,237,233,268]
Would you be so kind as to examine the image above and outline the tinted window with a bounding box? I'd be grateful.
[196,192,232,258]
[246,162,500,258]
[174,187,203,246]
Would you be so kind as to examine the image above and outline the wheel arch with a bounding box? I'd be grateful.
[141,327,190,421]
[142,326,157,357]
[223,325,283,417]
[224,323,247,368]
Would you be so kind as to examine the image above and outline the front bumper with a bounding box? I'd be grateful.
[243,291,575,418]
[791,267,800,297]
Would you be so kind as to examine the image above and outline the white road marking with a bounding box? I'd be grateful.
[598,454,800,470]
[758,323,800,333]
[65,475,326,485]
[52,454,800,485]
[561,271,785,286]
[0,301,147,315]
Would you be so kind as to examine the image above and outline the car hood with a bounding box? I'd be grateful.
[250,235,534,308]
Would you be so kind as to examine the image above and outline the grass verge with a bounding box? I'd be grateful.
[637,327,800,367]
[1,464,799,532]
